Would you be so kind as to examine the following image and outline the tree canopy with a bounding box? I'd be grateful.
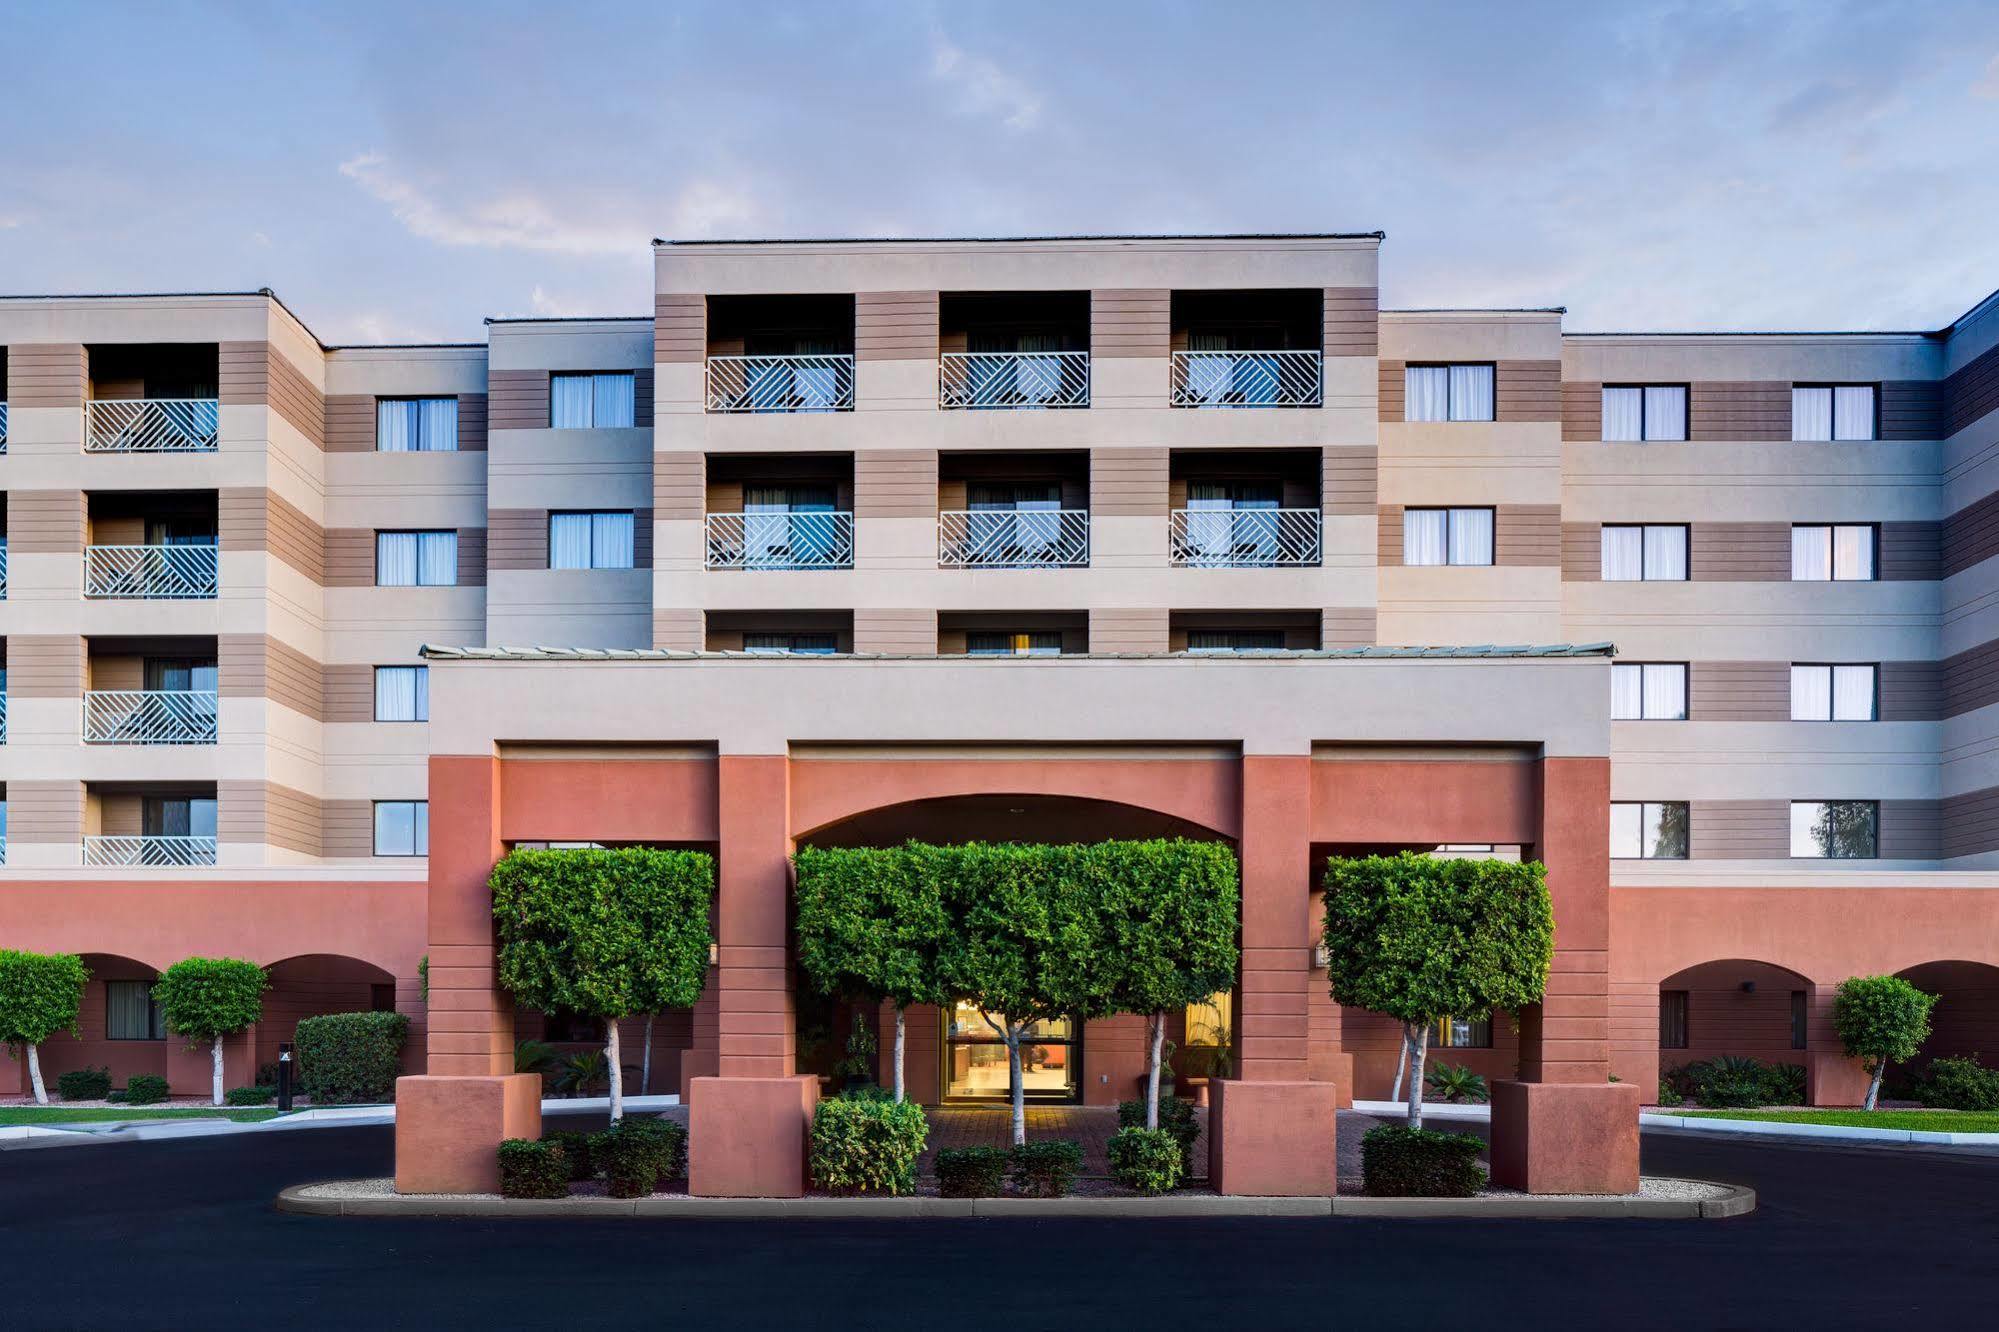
[0,950,90,1047]
[153,957,268,1042]
[1832,974,1938,1109]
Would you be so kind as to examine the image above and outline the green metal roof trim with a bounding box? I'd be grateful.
[421,642,1615,662]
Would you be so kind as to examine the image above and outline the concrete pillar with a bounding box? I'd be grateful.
[1806,981,1869,1105]
[1306,888,1354,1107]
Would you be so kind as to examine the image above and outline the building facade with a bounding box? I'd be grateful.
[3,236,1998,1187]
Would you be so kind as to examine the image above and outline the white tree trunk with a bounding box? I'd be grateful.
[211,1034,225,1107]
[893,1006,907,1103]
[26,1042,48,1105]
[1404,1022,1430,1129]
[1865,1061,1884,1111]
[606,1020,624,1123]
[1145,1012,1166,1128]
[1008,1026,1027,1146]
[640,1013,655,1097]
[1391,1030,1409,1103]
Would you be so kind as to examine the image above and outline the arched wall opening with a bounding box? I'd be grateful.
[1655,959,1814,1080]
[24,954,168,1091]
[1894,961,1999,1088]
[260,954,403,1079]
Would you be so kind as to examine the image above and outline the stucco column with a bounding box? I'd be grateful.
[1805,981,1869,1106]
[1236,754,1311,1080]
[1305,888,1354,1107]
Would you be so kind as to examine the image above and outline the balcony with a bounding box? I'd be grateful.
[85,543,219,599]
[84,342,219,451]
[0,399,8,453]
[1169,290,1323,409]
[82,835,217,868]
[705,355,854,414]
[939,509,1090,569]
[1170,508,1322,567]
[1,692,8,743]
[939,352,1089,410]
[704,294,855,414]
[83,690,218,745]
[705,511,855,570]
[0,543,8,599]
[1170,351,1322,408]
[85,398,220,452]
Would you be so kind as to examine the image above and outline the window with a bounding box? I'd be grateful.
[1610,801,1690,859]
[1792,385,1876,441]
[374,666,430,722]
[1611,663,1687,720]
[1790,990,1808,1050]
[374,800,430,856]
[1660,990,1689,1050]
[1601,385,1688,442]
[742,633,837,655]
[375,397,458,452]
[1791,525,1875,581]
[1790,800,1877,858]
[1184,991,1232,1046]
[1403,507,1494,566]
[106,980,166,1041]
[548,512,635,570]
[376,531,458,586]
[144,796,216,839]
[550,372,637,429]
[1600,524,1688,581]
[1185,630,1287,654]
[1404,364,1495,422]
[1790,664,1877,721]
[1431,1015,1492,1048]
[967,632,1063,657]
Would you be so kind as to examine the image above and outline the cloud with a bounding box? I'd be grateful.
[1976,53,1999,98]
[930,36,1042,130]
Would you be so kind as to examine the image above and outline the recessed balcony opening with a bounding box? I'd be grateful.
[704,610,854,655]
[1169,449,1322,567]
[704,453,854,570]
[1169,290,1323,408]
[705,295,855,413]
[1170,610,1320,654]
[938,292,1090,409]
[85,491,219,599]
[85,781,217,867]
[938,450,1089,569]
[0,645,9,745]
[939,611,1087,657]
[0,347,10,451]
[84,343,220,451]
[84,636,218,745]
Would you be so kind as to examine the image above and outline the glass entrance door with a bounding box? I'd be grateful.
[943,1001,1079,1101]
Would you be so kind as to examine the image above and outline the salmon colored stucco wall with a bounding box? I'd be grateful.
[1310,756,1541,846]
[499,757,719,844]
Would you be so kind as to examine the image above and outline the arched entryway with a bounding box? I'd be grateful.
[261,954,407,1080]
[1655,958,1814,1080]
[24,954,170,1093]
[1894,961,1999,1091]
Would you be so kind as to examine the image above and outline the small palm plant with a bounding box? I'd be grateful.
[554,1049,609,1097]
[1423,1062,1490,1104]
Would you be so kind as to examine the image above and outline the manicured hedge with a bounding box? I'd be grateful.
[57,1066,112,1102]
[226,1085,275,1106]
[1107,1127,1182,1194]
[1359,1125,1486,1197]
[809,1097,929,1195]
[590,1116,687,1198]
[935,1146,1009,1198]
[498,1138,570,1199]
[1008,1139,1083,1198]
[295,1011,410,1105]
[1916,1056,1999,1111]
[1117,1095,1199,1160]
[123,1074,170,1106]
[542,1129,598,1181]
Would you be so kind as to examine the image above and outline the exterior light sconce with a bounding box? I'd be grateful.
[1312,943,1331,969]
[1739,980,1757,994]
[709,942,719,967]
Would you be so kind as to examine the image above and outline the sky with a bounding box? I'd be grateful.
[3,0,1997,344]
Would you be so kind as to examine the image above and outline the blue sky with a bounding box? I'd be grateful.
[4,0,1997,343]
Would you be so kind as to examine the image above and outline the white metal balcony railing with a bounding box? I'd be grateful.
[705,355,855,413]
[0,546,8,599]
[84,398,221,452]
[83,835,218,868]
[0,693,7,744]
[938,352,1090,410]
[85,543,220,599]
[83,690,219,745]
[939,510,1091,569]
[0,400,9,451]
[704,511,855,570]
[1169,351,1323,408]
[1170,508,1323,567]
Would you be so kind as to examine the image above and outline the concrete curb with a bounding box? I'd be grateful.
[1641,1112,1999,1147]
[277,1179,1752,1221]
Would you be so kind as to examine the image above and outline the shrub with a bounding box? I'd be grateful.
[1424,1062,1490,1104]
[57,1066,112,1102]
[590,1116,687,1198]
[554,1049,609,1098]
[838,1083,892,1104]
[1008,1139,1084,1198]
[294,1011,409,1105]
[1664,1057,1808,1109]
[626,1115,689,1182]
[1107,1127,1182,1194]
[226,1085,275,1106]
[1360,1125,1486,1198]
[935,1146,1009,1198]
[498,1138,570,1199]
[1833,974,1938,1110]
[1916,1055,1999,1111]
[541,1129,597,1181]
[809,1097,928,1195]
[1762,1062,1807,1106]
[1655,1078,1684,1108]
[123,1074,170,1105]
[1117,1094,1200,1161]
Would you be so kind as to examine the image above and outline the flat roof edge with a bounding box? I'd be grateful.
[654,231,1387,247]
[423,642,1615,662]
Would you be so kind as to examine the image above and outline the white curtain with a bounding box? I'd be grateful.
[1405,366,1450,422]
[1602,387,1643,441]
[376,531,417,585]
[549,514,593,569]
[1792,525,1832,580]
[1601,526,1643,581]
[1833,386,1875,441]
[1643,663,1686,719]
[1644,386,1687,441]
[376,399,415,452]
[1611,663,1644,719]
[375,666,427,722]
[1609,803,1642,859]
[105,982,156,1041]
[1644,525,1687,580]
[1833,524,1873,579]
[418,397,458,449]
[417,531,456,585]
[377,398,457,450]
[1403,509,1448,565]
[1793,387,1833,441]
[551,375,595,428]
[1448,507,1493,564]
[1832,664,1876,720]
[592,512,635,568]
[1449,364,1494,421]
[1791,665,1832,720]
[594,373,637,428]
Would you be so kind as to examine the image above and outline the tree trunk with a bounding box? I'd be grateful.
[1145,1011,1166,1128]
[26,1042,47,1105]
[893,1005,907,1104]
[1391,1030,1409,1103]
[1404,1021,1431,1130]
[606,1020,624,1123]
[211,1034,225,1107]
[640,1013,655,1097]
[1865,1060,1884,1111]
[1008,1025,1027,1146]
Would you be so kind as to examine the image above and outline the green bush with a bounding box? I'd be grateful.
[935,1146,1009,1198]
[1663,1057,1807,1109]
[498,1138,570,1199]
[589,1116,687,1198]
[1656,1078,1684,1108]
[1424,1062,1490,1104]
[225,1085,275,1106]
[1360,1125,1486,1198]
[1107,1127,1182,1194]
[1117,1095,1200,1161]
[625,1115,688,1182]
[57,1066,112,1101]
[1008,1139,1084,1198]
[294,1011,409,1105]
[809,1097,929,1195]
[1916,1055,1999,1111]
[123,1074,170,1105]
[837,1083,892,1104]
[541,1129,597,1181]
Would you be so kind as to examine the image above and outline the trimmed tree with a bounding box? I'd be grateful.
[1322,853,1553,1129]
[1832,974,1937,1110]
[0,951,91,1105]
[793,843,949,1102]
[153,958,269,1106]
[490,847,713,1122]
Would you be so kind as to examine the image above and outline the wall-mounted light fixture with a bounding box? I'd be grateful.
[1313,943,1331,969]
[1739,980,1757,994]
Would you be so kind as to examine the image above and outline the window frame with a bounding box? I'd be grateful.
[966,631,1065,657]
[1789,663,1879,722]
[1402,506,1496,567]
[374,530,459,587]
[1403,362,1497,423]
[1431,1015,1493,1049]
[374,396,460,453]
[548,371,639,429]
[1789,799,1879,859]
[1790,990,1808,1051]
[373,800,431,857]
[547,510,637,571]
[1610,661,1689,721]
[1609,800,1691,860]
[741,633,838,656]
[373,665,430,723]
[1600,383,1690,442]
[105,979,167,1041]
[1599,523,1690,582]
[1791,383,1878,442]
[1660,990,1689,1050]
[1790,523,1878,582]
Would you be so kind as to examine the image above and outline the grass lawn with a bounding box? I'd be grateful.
[1680,1108,1999,1133]
[0,1106,281,1127]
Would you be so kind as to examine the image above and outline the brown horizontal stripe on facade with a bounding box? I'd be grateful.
[855,291,939,361]
[1497,505,1561,566]
[1560,522,1600,579]
[218,780,323,856]
[1496,361,1561,423]
[219,488,325,584]
[1322,287,1378,358]
[1689,800,1788,858]
[1690,522,1789,580]
[8,781,83,842]
[458,529,487,586]
[8,490,85,552]
[7,344,87,408]
[1943,786,1999,859]
[654,293,706,365]
[1376,360,1405,422]
[652,607,702,652]
[855,449,940,519]
[220,341,325,448]
[1090,289,1169,359]
[853,609,936,654]
[1561,382,1603,441]
[1879,799,1941,859]
[489,369,550,431]
[9,636,85,696]
[1377,505,1403,565]
[1879,381,1942,442]
[322,800,377,859]
[486,509,546,572]
[1878,660,1943,721]
[1089,608,1169,654]
[1322,446,1378,516]
[323,529,375,587]
[1320,608,1377,649]
[323,664,377,724]
[1688,382,1790,441]
[1090,447,1168,516]
[1943,639,1999,717]
[324,395,374,451]
[458,393,490,450]
[1942,488,1999,578]
[1942,336,1999,439]
[653,452,704,521]
[219,634,325,721]
[1880,521,1939,581]
[1689,662,1788,721]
